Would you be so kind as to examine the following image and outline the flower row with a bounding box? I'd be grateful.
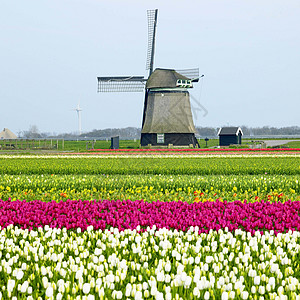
[89,148,300,152]
[1,199,300,234]
[0,156,299,176]
[0,174,299,203]
[1,225,300,299]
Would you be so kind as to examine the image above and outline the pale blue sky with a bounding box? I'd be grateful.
[1,0,300,134]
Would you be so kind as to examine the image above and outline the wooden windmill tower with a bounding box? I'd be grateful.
[97,9,203,147]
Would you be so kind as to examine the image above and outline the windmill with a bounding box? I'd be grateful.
[97,9,203,147]
[72,102,82,135]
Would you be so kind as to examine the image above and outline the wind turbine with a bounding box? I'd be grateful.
[72,102,82,135]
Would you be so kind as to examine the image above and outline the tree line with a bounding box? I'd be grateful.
[20,125,300,139]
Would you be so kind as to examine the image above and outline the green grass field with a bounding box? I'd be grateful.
[0,138,300,152]
[282,140,300,148]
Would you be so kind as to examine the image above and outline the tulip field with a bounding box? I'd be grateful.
[0,153,300,299]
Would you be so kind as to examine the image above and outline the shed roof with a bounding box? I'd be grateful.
[146,68,191,89]
[217,127,243,136]
[0,128,17,139]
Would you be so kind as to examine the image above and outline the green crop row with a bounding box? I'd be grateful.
[0,156,299,175]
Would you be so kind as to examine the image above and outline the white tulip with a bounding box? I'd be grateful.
[56,292,63,300]
[150,285,157,296]
[241,291,249,299]
[188,256,194,264]
[134,290,143,300]
[7,279,15,293]
[204,291,210,300]
[193,287,200,297]
[195,256,200,264]
[87,225,93,232]
[214,265,220,273]
[206,256,213,264]
[219,276,225,286]
[98,287,105,297]
[221,292,228,300]
[58,284,65,294]
[258,285,265,295]
[41,266,47,276]
[75,270,83,280]
[288,283,296,291]
[93,256,99,264]
[165,274,171,283]
[107,274,114,283]
[112,290,117,299]
[157,272,165,282]
[155,292,164,300]
[120,272,126,281]
[45,286,53,298]
[179,271,187,283]
[20,281,29,293]
[203,263,209,271]
[165,262,171,272]
[125,283,132,297]
[184,276,192,288]
[165,292,172,300]
[27,286,32,294]
[141,282,148,290]
[254,276,260,285]
[59,268,66,278]
[269,277,275,287]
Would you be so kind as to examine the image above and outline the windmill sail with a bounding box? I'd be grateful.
[146,9,158,76]
[97,76,146,92]
[176,68,200,81]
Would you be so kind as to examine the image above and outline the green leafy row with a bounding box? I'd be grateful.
[0,156,299,175]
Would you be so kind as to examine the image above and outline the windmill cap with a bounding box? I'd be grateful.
[146,68,192,89]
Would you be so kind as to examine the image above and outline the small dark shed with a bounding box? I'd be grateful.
[218,127,243,146]
[111,136,119,149]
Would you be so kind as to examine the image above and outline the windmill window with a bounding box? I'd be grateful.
[176,79,183,86]
[157,133,164,144]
